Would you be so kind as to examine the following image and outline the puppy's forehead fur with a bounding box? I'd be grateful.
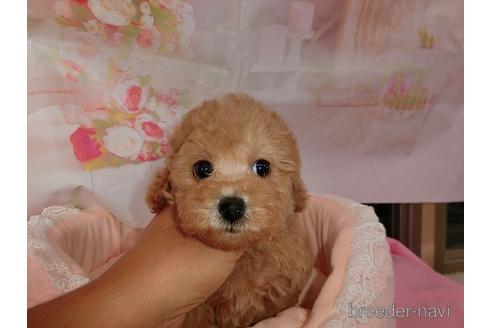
[170,93,299,172]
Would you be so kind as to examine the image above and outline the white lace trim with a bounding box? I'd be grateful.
[323,197,391,328]
[28,206,90,292]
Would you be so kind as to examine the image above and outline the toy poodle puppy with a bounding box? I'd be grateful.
[146,93,313,328]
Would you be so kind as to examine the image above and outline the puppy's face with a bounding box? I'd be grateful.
[149,94,307,251]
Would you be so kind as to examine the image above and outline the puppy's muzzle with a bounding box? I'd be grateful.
[218,197,246,223]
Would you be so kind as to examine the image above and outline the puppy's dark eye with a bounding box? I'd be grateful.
[193,160,214,179]
[252,159,270,177]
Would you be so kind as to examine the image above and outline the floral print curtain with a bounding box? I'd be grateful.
[28,0,463,226]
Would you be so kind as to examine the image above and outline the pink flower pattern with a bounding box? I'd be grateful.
[125,85,144,113]
[65,86,186,170]
[46,1,194,169]
[69,126,103,162]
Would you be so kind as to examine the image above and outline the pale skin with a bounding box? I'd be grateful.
[27,206,243,328]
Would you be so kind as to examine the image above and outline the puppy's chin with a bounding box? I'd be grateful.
[175,217,268,251]
[178,222,268,251]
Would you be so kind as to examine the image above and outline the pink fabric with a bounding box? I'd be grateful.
[48,207,141,278]
[27,198,463,327]
[389,238,464,327]
[298,196,357,328]
[27,0,464,211]
[27,207,141,308]
[27,253,67,308]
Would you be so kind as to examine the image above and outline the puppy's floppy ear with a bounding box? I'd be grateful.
[292,173,308,212]
[146,167,173,214]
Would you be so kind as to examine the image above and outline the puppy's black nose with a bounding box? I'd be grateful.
[218,197,245,223]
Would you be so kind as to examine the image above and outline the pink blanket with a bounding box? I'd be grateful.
[28,197,463,327]
[389,238,464,327]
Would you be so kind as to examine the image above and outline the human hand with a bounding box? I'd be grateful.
[28,205,242,328]
[99,205,243,328]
